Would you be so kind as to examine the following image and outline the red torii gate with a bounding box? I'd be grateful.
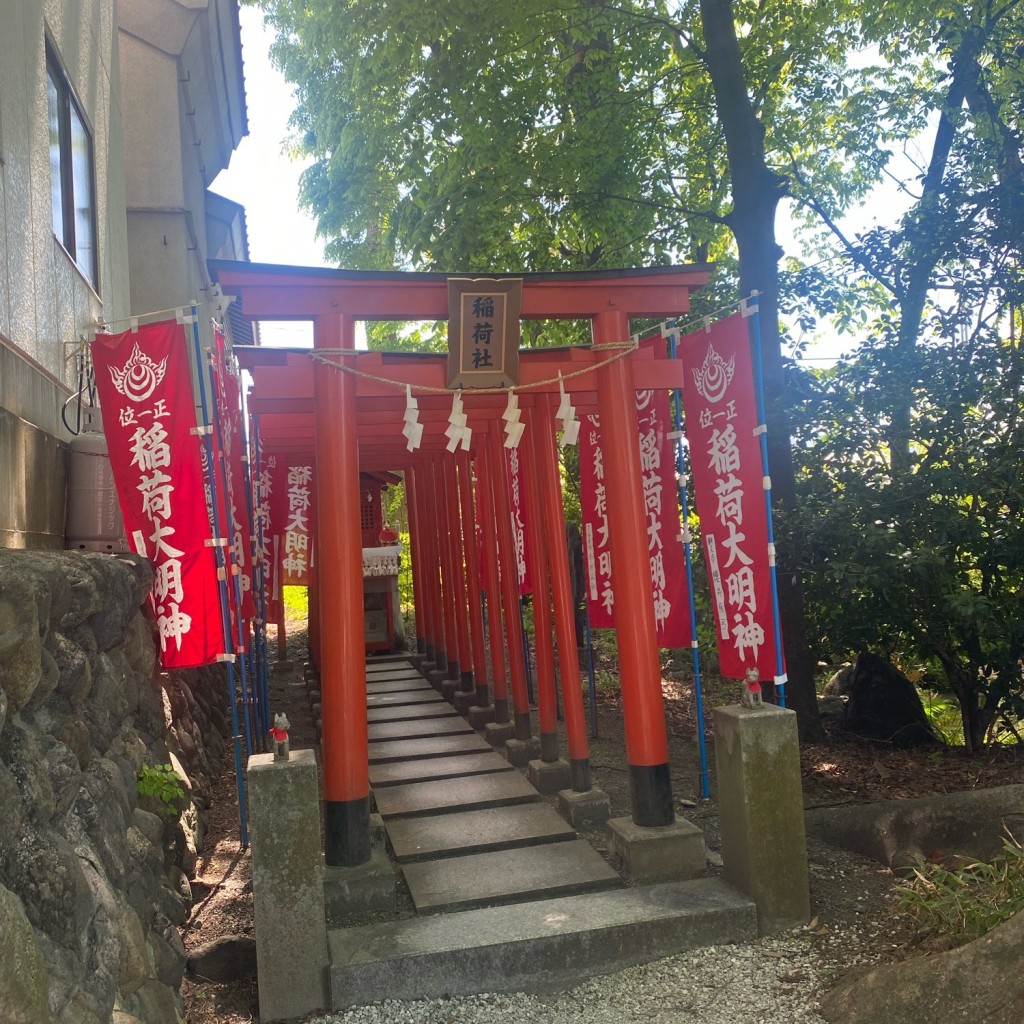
[211,261,709,867]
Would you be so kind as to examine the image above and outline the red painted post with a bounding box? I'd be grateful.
[313,313,371,865]
[276,599,288,663]
[413,461,440,662]
[403,468,427,655]
[534,394,593,791]
[594,310,673,827]
[457,450,490,707]
[486,425,532,741]
[476,437,509,722]
[521,404,559,761]
[434,463,459,679]
[443,457,474,691]
[307,571,320,672]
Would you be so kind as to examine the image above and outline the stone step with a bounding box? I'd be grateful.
[366,655,414,667]
[367,717,474,743]
[366,703,459,724]
[365,670,426,683]
[328,879,756,1009]
[365,690,446,709]
[373,771,540,822]
[367,733,491,764]
[401,839,622,915]
[368,751,512,788]
[364,678,434,694]
[385,802,575,862]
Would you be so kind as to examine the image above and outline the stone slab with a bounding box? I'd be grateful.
[365,669,425,682]
[366,690,447,708]
[366,703,459,724]
[366,654,414,666]
[364,678,434,694]
[402,839,622,914]
[373,771,541,821]
[386,802,575,862]
[328,879,756,1009]
[368,752,512,788]
[367,733,492,764]
[367,717,475,743]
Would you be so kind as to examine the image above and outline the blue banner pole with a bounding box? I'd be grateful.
[203,340,257,755]
[742,293,787,708]
[666,323,710,799]
[187,305,248,848]
[249,416,272,747]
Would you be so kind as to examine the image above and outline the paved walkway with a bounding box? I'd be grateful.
[319,655,757,1008]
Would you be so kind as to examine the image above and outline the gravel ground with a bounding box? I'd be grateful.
[306,923,893,1024]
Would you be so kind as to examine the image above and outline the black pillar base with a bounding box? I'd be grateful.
[425,642,436,662]
[629,762,674,827]
[570,757,593,793]
[514,711,532,742]
[435,649,449,673]
[416,637,427,655]
[460,670,474,693]
[494,697,510,724]
[539,731,559,762]
[325,796,371,867]
[446,659,460,681]
[474,682,491,708]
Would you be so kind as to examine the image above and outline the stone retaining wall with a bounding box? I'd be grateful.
[0,550,230,1024]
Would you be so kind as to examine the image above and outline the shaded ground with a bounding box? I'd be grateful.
[181,629,1024,1023]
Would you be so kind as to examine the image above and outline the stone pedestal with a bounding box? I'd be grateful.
[248,749,329,1022]
[713,704,810,934]
[527,758,571,795]
[557,787,612,830]
[453,690,476,714]
[323,848,397,926]
[484,721,515,747]
[504,736,541,767]
[467,705,496,729]
[440,679,461,703]
[606,816,705,884]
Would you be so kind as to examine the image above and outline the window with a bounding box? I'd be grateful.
[46,41,97,287]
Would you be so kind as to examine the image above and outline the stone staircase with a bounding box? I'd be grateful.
[322,656,757,1009]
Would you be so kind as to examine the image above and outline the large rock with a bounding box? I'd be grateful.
[0,883,53,1024]
[805,785,1024,870]
[841,653,941,748]
[821,909,1024,1023]
[186,934,258,982]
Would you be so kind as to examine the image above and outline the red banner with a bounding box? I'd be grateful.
[91,320,222,668]
[681,312,783,682]
[505,446,531,596]
[253,443,283,622]
[580,388,692,647]
[281,460,314,586]
[210,332,256,630]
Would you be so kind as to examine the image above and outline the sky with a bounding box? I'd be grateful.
[212,7,917,361]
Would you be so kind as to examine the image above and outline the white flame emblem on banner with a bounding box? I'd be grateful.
[692,343,735,404]
[108,343,169,403]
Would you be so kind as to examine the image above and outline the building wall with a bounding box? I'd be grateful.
[0,0,130,547]
[0,0,247,549]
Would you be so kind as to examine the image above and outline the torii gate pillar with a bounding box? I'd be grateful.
[314,313,371,866]
[594,310,674,826]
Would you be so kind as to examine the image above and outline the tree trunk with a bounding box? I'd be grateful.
[699,0,824,740]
